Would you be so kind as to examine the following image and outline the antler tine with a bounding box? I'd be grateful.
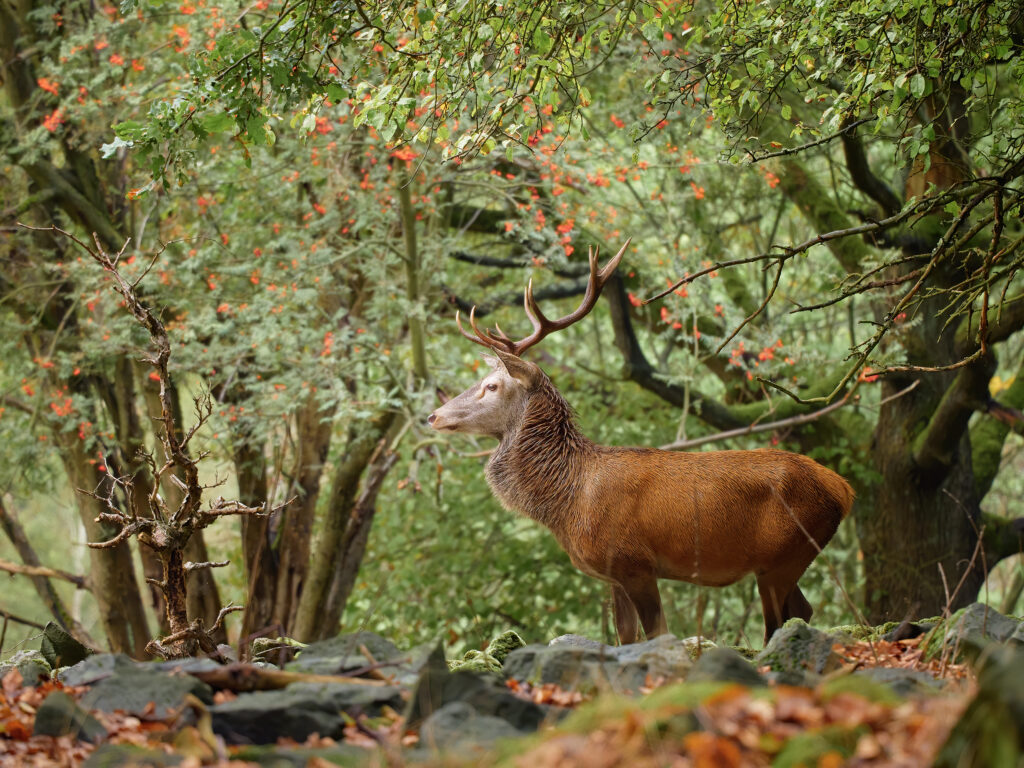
[490,322,513,343]
[455,239,630,358]
[456,307,516,353]
[599,237,631,279]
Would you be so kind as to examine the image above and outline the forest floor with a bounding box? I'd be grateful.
[1,605,1021,767]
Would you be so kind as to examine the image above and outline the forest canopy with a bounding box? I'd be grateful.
[1,0,1023,659]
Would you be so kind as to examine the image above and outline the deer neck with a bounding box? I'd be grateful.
[485,378,592,532]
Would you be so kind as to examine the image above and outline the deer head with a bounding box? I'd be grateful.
[428,239,629,438]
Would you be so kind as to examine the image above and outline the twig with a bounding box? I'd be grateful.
[0,608,45,630]
[745,117,876,162]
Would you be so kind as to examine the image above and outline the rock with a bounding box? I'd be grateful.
[0,650,51,686]
[406,643,549,734]
[39,622,94,669]
[249,636,306,666]
[850,667,943,697]
[755,620,845,685]
[80,666,213,719]
[934,644,1024,767]
[59,654,140,687]
[83,744,182,767]
[923,603,1024,660]
[505,634,699,694]
[420,701,523,752]
[33,691,107,743]
[449,649,503,675]
[210,681,405,744]
[686,647,766,687]
[285,630,406,676]
[548,634,608,651]
[488,630,525,663]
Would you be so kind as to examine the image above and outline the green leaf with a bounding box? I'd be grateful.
[201,112,235,134]
[781,104,792,121]
[909,73,926,99]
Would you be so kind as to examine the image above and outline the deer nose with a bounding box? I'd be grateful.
[427,412,437,425]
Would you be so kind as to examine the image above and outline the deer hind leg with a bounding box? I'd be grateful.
[757,567,814,645]
[619,575,667,641]
[612,585,641,645]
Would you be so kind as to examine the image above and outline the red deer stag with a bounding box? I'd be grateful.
[428,240,854,644]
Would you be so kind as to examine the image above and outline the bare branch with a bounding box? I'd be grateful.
[660,390,857,451]
[185,560,230,573]
[0,558,89,589]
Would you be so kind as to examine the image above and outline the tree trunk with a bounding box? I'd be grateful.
[860,376,986,621]
[291,410,397,641]
[58,433,150,657]
[235,436,276,646]
[273,393,336,631]
[137,366,224,639]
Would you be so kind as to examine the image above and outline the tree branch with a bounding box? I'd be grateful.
[982,513,1024,570]
[840,120,902,216]
[912,354,996,477]
[0,558,88,589]
[661,390,858,450]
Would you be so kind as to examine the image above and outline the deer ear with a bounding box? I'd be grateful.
[493,349,541,388]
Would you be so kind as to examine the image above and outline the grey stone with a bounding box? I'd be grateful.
[0,650,51,686]
[59,654,140,687]
[686,647,766,687]
[755,620,844,685]
[420,701,523,752]
[33,691,107,743]
[80,667,213,719]
[505,634,698,694]
[548,634,608,651]
[210,681,405,744]
[406,643,549,733]
[286,630,407,676]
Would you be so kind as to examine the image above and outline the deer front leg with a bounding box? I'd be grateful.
[612,585,641,645]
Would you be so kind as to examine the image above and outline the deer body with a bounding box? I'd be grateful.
[430,240,854,643]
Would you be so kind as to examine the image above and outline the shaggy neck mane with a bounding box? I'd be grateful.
[486,377,593,529]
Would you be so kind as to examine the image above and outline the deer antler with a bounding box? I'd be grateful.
[456,238,630,357]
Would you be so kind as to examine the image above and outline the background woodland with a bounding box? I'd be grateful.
[1,0,1023,659]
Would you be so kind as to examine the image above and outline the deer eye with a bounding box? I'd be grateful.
[485,383,498,392]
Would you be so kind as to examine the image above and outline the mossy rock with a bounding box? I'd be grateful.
[921,603,1024,661]
[755,620,844,685]
[0,650,51,686]
[250,636,306,666]
[449,649,503,676]
[827,623,885,641]
[488,630,525,664]
[39,622,94,669]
